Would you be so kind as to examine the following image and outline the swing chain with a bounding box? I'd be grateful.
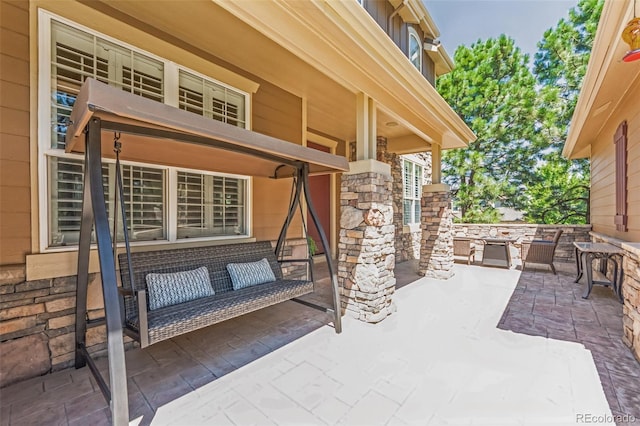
[113,132,122,155]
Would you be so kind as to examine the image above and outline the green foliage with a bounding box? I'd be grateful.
[524,0,603,222]
[524,153,589,224]
[307,236,317,256]
[438,0,603,224]
[438,35,543,222]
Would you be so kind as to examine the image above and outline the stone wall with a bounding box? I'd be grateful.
[0,265,133,387]
[338,168,396,323]
[590,233,640,362]
[452,224,592,264]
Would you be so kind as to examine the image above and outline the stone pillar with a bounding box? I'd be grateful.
[338,160,396,323]
[622,253,640,361]
[418,184,454,279]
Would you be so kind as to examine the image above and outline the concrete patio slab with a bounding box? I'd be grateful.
[1,261,638,425]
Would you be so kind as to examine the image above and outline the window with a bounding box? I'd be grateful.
[177,172,246,238]
[403,159,423,225]
[614,121,628,232]
[40,12,250,249]
[408,27,422,71]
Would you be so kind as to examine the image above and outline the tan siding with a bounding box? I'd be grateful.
[0,187,30,213]
[589,80,640,241]
[0,81,29,111]
[251,82,303,241]
[0,134,29,161]
[252,82,302,144]
[1,27,28,58]
[0,54,29,86]
[252,178,302,242]
[0,0,30,265]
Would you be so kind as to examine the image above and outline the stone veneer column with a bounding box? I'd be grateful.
[338,160,396,323]
[622,252,640,361]
[418,184,454,279]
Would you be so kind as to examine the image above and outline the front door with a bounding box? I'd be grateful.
[307,142,331,255]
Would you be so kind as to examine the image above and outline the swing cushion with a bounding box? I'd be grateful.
[226,258,277,290]
[146,266,214,310]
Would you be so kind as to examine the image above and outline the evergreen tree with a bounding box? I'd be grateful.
[438,35,542,222]
[525,0,603,223]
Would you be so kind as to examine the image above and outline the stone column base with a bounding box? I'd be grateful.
[418,184,454,279]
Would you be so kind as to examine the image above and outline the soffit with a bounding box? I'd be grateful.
[82,0,357,141]
[79,0,473,149]
[216,0,475,148]
[564,0,640,159]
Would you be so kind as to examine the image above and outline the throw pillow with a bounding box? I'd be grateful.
[146,266,214,310]
[226,258,276,290]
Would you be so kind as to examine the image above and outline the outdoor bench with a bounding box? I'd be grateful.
[118,241,313,348]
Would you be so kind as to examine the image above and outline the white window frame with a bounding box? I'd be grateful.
[402,158,423,225]
[38,10,252,252]
[408,26,422,72]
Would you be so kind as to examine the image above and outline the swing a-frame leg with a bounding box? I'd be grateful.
[75,117,129,425]
[275,163,342,333]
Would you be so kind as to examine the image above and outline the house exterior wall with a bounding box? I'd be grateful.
[0,0,472,385]
[589,80,640,241]
[251,81,304,242]
[363,0,436,85]
[0,0,31,266]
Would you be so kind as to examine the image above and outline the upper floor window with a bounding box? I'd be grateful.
[408,27,422,71]
[40,12,250,249]
[403,159,423,225]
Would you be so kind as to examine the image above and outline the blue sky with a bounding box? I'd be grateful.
[424,0,578,60]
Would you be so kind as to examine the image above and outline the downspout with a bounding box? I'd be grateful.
[388,0,407,32]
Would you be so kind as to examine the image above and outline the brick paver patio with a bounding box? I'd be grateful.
[1,261,638,425]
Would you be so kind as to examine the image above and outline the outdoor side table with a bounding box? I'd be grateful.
[482,238,516,269]
[573,242,624,302]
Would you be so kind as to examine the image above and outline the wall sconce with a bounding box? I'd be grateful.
[424,38,441,52]
[622,1,640,62]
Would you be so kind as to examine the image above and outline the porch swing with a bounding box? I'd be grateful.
[66,78,349,424]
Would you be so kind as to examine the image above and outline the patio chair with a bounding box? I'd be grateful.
[521,230,563,274]
[453,237,476,265]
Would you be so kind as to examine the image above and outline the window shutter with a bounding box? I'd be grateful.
[122,165,165,241]
[177,172,245,238]
[614,121,628,232]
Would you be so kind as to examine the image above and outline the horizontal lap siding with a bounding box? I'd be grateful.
[251,82,303,241]
[0,0,31,265]
[590,80,640,240]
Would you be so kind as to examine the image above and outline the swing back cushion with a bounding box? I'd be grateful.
[226,258,276,290]
[146,266,214,310]
[118,241,314,346]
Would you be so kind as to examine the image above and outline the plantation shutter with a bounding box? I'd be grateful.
[178,71,246,128]
[121,165,165,241]
[614,121,628,232]
[177,172,246,238]
[50,21,165,246]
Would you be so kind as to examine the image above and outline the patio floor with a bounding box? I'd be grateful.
[1,261,639,425]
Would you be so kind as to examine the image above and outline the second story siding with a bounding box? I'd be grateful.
[361,0,437,85]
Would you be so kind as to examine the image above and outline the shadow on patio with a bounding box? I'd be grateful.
[2,261,639,425]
